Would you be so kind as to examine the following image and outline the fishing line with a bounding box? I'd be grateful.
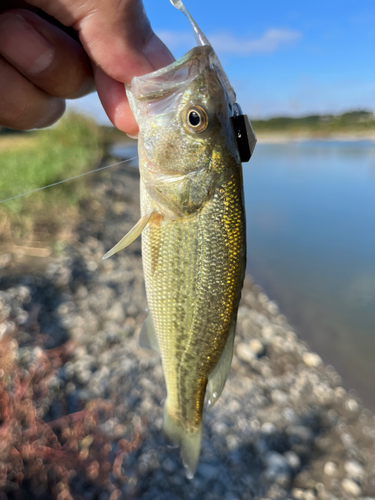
[0,156,139,205]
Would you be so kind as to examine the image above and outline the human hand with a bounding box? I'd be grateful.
[0,0,174,134]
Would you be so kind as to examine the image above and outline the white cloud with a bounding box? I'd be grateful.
[157,28,302,56]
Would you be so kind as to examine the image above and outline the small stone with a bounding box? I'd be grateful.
[291,488,304,499]
[87,260,97,272]
[249,338,265,356]
[344,460,364,480]
[262,325,275,340]
[73,345,87,360]
[324,461,337,476]
[303,489,316,500]
[236,343,255,363]
[264,451,290,485]
[302,352,322,367]
[288,426,313,443]
[345,398,359,412]
[0,254,11,269]
[284,451,301,470]
[342,478,361,497]
[197,463,218,481]
[261,422,277,435]
[226,434,240,451]
[211,421,227,436]
[162,458,177,473]
[267,301,279,315]
[271,390,289,405]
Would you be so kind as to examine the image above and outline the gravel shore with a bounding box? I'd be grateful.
[1,161,375,500]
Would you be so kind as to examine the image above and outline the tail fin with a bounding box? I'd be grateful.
[163,404,202,479]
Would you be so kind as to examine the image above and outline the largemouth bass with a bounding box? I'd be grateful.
[104,0,256,477]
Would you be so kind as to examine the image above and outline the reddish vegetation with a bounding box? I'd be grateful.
[0,328,141,499]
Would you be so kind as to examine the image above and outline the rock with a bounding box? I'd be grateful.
[211,422,228,436]
[288,426,313,444]
[249,338,265,356]
[271,390,289,405]
[323,461,337,476]
[302,352,322,368]
[341,478,361,497]
[303,489,316,500]
[162,458,176,474]
[261,422,277,435]
[291,488,304,499]
[344,460,365,480]
[264,451,291,485]
[284,451,301,470]
[345,398,359,412]
[197,463,218,481]
[0,253,11,269]
[236,343,255,363]
[267,301,279,315]
[262,325,275,340]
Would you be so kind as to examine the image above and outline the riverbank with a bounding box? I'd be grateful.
[0,114,103,244]
[256,132,375,144]
[0,161,375,499]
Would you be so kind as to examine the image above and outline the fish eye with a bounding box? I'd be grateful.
[185,106,208,134]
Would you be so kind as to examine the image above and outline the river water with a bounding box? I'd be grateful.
[113,140,375,409]
[244,140,375,408]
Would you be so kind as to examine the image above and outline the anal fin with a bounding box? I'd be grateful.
[205,320,236,410]
[103,211,156,260]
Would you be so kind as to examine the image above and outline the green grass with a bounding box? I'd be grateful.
[252,110,375,135]
[0,113,103,240]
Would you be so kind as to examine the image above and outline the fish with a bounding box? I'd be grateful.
[103,0,256,477]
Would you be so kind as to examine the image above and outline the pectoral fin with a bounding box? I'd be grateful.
[139,313,159,352]
[205,320,236,410]
[102,211,156,260]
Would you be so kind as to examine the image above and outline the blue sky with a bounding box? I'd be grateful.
[69,0,375,123]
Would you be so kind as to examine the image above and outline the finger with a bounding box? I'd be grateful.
[0,9,95,100]
[0,56,65,130]
[94,33,174,135]
[94,67,138,137]
[25,0,174,79]
[24,0,175,133]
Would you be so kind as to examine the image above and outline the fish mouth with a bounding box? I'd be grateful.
[127,46,214,103]
[127,44,235,106]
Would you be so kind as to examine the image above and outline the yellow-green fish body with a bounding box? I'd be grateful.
[103,1,256,477]
[131,45,245,475]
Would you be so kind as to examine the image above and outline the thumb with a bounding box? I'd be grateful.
[75,0,174,82]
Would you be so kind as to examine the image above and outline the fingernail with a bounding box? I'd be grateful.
[126,133,138,139]
[144,34,175,71]
[0,13,54,74]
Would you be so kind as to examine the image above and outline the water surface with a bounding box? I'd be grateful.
[243,141,375,409]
